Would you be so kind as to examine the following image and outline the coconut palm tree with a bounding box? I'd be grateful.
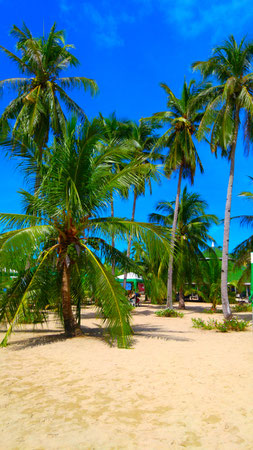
[0,23,98,186]
[98,113,130,275]
[150,188,218,308]
[0,118,169,348]
[122,120,162,289]
[192,36,253,318]
[189,247,222,310]
[131,240,168,304]
[145,80,208,308]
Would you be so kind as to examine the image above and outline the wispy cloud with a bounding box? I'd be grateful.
[58,0,253,48]
[158,0,253,39]
[59,1,135,48]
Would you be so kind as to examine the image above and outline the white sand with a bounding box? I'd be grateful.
[0,303,253,449]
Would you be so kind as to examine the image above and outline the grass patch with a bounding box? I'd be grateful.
[156,308,184,318]
[192,317,250,332]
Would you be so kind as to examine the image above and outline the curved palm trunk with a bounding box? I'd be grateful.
[111,194,115,276]
[166,165,183,308]
[123,189,138,289]
[61,262,82,337]
[221,107,240,319]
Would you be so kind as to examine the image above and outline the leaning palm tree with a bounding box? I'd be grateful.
[0,118,169,348]
[0,23,98,185]
[145,80,207,308]
[150,188,218,308]
[192,36,253,318]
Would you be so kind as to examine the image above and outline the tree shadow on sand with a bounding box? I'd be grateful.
[132,324,193,342]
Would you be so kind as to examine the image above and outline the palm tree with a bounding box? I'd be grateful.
[0,23,98,185]
[232,178,253,291]
[150,188,218,308]
[122,120,161,289]
[131,240,168,304]
[0,118,169,347]
[192,36,253,319]
[98,113,130,275]
[146,80,207,308]
[191,247,222,310]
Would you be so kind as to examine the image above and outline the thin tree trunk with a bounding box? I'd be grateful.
[221,106,240,320]
[166,165,183,308]
[123,189,138,289]
[111,194,115,276]
[61,262,82,337]
[178,286,185,309]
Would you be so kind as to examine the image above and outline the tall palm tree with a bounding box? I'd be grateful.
[122,120,161,289]
[146,80,207,308]
[150,188,218,308]
[98,113,130,275]
[0,23,98,184]
[192,36,253,318]
[0,118,169,347]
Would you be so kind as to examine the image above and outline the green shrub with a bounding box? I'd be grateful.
[18,310,46,324]
[203,308,223,314]
[192,318,215,329]
[192,317,250,332]
[156,308,184,318]
[232,303,252,313]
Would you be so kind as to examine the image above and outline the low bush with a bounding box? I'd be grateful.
[232,303,252,313]
[192,318,215,329]
[18,310,46,324]
[203,308,223,314]
[156,308,184,318]
[192,317,250,332]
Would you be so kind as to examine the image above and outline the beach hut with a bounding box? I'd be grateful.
[116,273,143,290]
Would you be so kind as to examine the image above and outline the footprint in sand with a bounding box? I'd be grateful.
[202,414,221,424]
[181,431,201,447]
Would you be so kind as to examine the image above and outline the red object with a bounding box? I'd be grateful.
[138,283,145,292]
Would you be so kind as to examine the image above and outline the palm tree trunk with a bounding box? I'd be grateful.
[221,106,240,319]
[61,262,82,337]
[178,286,185,309]
[166,165,183,308]
[123,189,138,289]
[111,194,115,276]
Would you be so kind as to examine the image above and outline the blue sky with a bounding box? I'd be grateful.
[0,0,253,250]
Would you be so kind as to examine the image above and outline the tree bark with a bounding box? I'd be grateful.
[123,189,138,289]
[221,106,240,319]
[178,286,185,309]
[61,262,82,337]
[111,194,115,276]
[166,165,183,308]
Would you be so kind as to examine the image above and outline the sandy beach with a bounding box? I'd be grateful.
[0,302,253,449]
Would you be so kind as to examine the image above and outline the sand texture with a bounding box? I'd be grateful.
[0,303,253,449]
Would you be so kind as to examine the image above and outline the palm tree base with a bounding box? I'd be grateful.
[64,320,83,338]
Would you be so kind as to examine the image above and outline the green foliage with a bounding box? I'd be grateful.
[203,308,223,314]
[192,318,215,329]
[17,309,46,324]
[156,308,184,318]
[0,118,170,348]
[0,23,98,152]
[232,303,252,313]
[150,188,218,304]
[192,317,250,332]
